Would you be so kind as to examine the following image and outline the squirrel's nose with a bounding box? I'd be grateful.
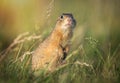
[68,18,75,24]
[67,18,72,21]
[67,18,72,22]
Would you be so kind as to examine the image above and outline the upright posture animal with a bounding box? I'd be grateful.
[32,13,76,72]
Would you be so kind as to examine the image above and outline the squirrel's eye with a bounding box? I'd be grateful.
[60,15,64,19]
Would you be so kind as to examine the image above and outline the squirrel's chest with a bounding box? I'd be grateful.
[32,44,63,69]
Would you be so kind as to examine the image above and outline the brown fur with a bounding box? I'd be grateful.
[32,13,76,72]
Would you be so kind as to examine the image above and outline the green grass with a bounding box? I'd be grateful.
[0,32,120,83]
[0,0,120,83]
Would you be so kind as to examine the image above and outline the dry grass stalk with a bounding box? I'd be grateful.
[0,32,41,63]
[20,51,34,62]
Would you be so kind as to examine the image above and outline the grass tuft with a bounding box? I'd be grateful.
[0,32,120,83]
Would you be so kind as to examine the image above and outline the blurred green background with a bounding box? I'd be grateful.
[0,0,120,51]
[0,0,120,83]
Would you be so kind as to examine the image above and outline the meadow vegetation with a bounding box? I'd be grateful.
[0,0,120,83]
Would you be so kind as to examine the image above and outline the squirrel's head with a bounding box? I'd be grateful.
[55,13,76,33]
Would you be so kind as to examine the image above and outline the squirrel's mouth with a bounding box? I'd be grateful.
[65,23,72,26]
[64,23,72,28]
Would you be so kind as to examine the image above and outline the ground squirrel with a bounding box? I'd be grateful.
[32,13,76,72]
